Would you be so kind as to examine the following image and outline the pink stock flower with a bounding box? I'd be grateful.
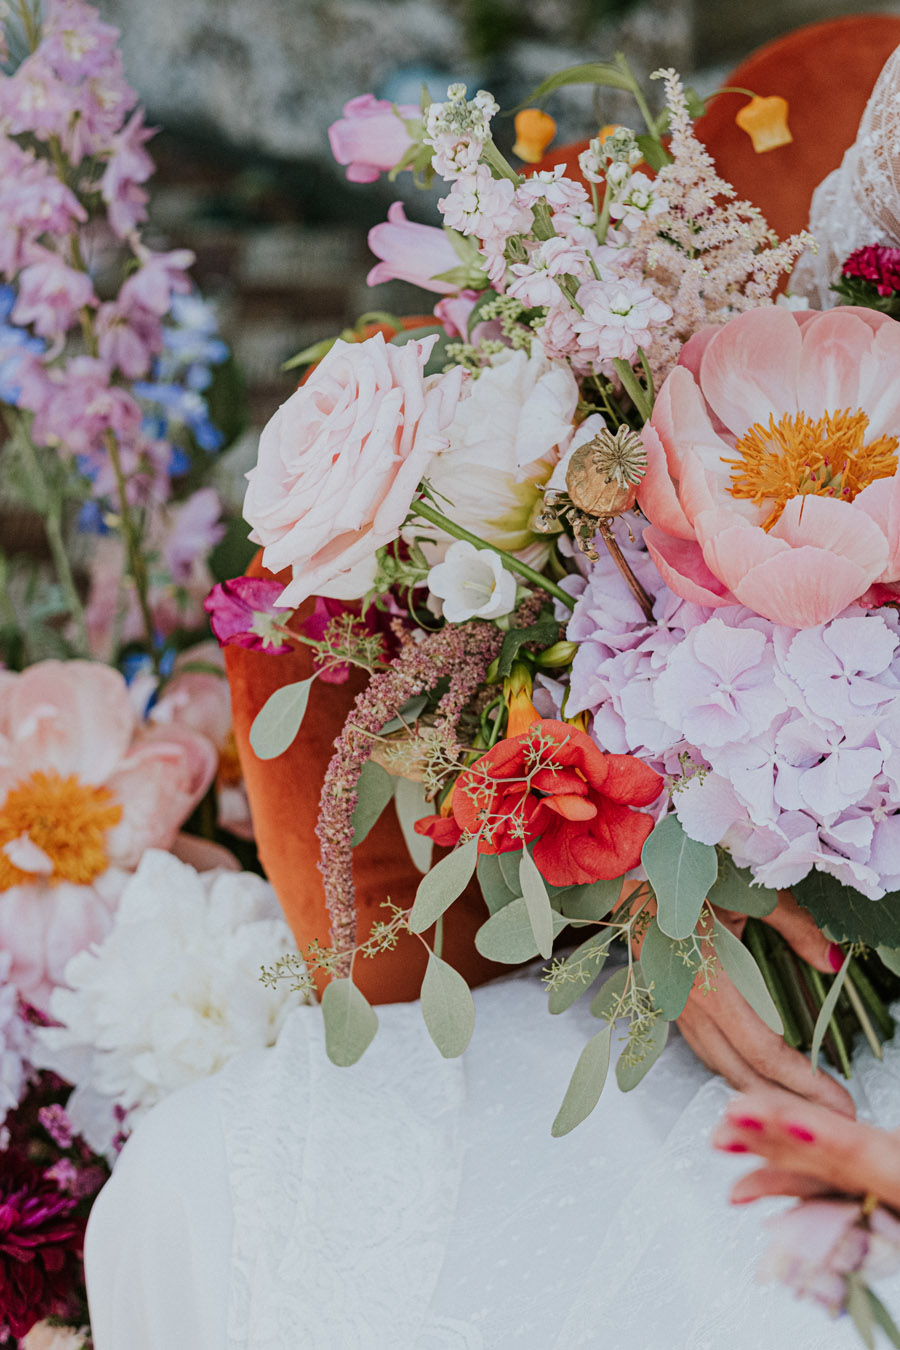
[367,201,461,293]
[433,289,482,340]
[204,576,293,654]
[328,93,418,183]
[0,145,86,277]
[12,253,97,340]
[0,661,216,1008]
[637,307,900,627]
[101,108,155,239]
[243,332,464,607]
[119,248,194,316]
[94,297,162,379]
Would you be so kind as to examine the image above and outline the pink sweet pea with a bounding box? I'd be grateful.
[367,201,461,294]
[328,94,418,183]
[637,306,900,628]
[204,576,293,654]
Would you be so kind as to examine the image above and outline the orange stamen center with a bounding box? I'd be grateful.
[724,407,898,530]
[0,770,122,891]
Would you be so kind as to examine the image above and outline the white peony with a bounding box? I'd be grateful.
[408,340,578,565]
[427,541,517,622]
[32,851,304,1153]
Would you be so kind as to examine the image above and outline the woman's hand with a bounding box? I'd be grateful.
[712,1087,900,1212]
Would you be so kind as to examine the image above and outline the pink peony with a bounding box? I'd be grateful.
[637,307,900,627]
[243,332,464,607]
[367,201,461,293]
[328,94,418,184]
[0,661,216,1007]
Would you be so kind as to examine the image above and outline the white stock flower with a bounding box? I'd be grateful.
[32,851,304,1151]
[427,541,517,622]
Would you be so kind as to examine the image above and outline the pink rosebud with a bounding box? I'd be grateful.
[367,201,461,294]
[204,577,294,654]
[328,93,418,183]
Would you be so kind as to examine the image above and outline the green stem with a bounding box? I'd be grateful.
[844,971,884,1061]
[848,961,896,1040]
[409,498,576,611]
[615,52,657,138]
[744,922,802,1049]
[807,964,853,1078]
[480,139,521,185]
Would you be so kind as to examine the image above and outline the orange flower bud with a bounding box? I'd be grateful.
[735,95,792,154]
[513,109,557,164]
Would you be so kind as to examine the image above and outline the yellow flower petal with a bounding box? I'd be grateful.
[735,95,792,154]
[513,108,557,164]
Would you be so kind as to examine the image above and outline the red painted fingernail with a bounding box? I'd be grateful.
[829,944,845,972]
[732,1115,764,1131]
[786,1124,816,1143]
[723,1142,749,1153]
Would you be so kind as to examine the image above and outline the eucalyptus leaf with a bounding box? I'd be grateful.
[550,1024,612,1137]
[519,849,555,959]
[640,918,698,1020]
[321,979,378,1066]
[475,897,569,964]
[249,677,315,760]
[709,853,777,918]
[393,777,433,875]
[590,966,630,1021]
[810,949,852,1073]
[794,871,900,947]
[559,878,622,922]
[498,849,524,894]
[351,760,395,847]
[409,837,478,934]
[476,852,518,914]
[642,815,718,940]
[867,1286,900,1349]
[713,921,783,1036]
[878,945,900,977]
[615,1016,669,1092]
[420,952,476,1058]
[378,694,429,736]
[548,931,614,1014]
[847,1273,877,1350]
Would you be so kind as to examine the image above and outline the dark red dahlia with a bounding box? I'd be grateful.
[0,1152,84,1339]
[841,244,900,297]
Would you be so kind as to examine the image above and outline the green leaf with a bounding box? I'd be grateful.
[635,133,671,171]
[847,1273,877,1350]
[548,931,614,1013]
[866,1285,900,1349]
[475,897,569,964]
[249,677,315,760]
[524,61,635,105]
[794,871,900,948]
[642,815,718,941]
[420,952,476,1057]
[713,920,783,1035]
[496,613,561,680]
[615,1017,669,1091]
[551,1025,612,1137]
[321,979,378,1066]
[709,853,777,917]
[378,694,429,736]
[640,918,698,1020]
[809,949,852,1072]
[590,966,630,1020]
[498,849,523,894]
[393,777,433,875]
[409,837,478,934]
[519,849,555,959]
[683,85,708,119]
[351,760,396,847]
[558,878,622,922]
[476,852,518,915]
[282,335,338,371]
[877,945,900,977]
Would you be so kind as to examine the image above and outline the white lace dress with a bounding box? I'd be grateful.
[84,958,900,1350]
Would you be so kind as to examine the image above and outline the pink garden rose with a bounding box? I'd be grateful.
[328,94,418,184]
[367,201,461,294]
[0,660,216,1007]
[637,306,900,627]
[243,332,465,608]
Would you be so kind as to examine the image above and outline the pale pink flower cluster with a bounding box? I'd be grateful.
[424,84,498,180]
[439,166,533,288]
[565,520,900,900]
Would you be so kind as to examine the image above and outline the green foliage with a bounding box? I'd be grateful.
[709,852,777,917]
[519,848,555,959]
[321,979,378,1066]
[557,878,622,921]
[409,837,478,933]
[616,1015,668,1091]
[640,917,699,1020]
[641,815,718,940]
[495,612,561,679]
[393,777,433,875]
[351,760,396,847]
[551,1025,612,1137]
[545,930,614,1013]
[810,949,851,1073]
[589,966,629,1019]
[713,920,783,1035]
[476,852,519,914]
[420,952,476,1058]
[794,870,900,948]
[475,896,569,963]
[248,676,315,760]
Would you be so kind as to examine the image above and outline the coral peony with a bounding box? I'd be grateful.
[416,719,662,886]
[243,333,464,608]
[0,1153,84,1340]
[0,661,216,1006]
[637,306,900,627]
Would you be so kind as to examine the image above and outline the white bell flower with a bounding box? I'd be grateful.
[427,541,517,623]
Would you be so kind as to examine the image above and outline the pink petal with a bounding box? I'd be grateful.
[771,494,888,575]
[642,526,734,607]
[855,315,900,441]
[732,547,880,628]
[676,324,720,378]
[3,660,135,784]
[854,474,900,581]
[698,513,791,592]
[636,422,695,540]
[651,365,731,472]
[795,309,879,415]
[699,307,802,437]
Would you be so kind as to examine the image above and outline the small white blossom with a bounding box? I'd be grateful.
[574,276,672,363]
[425,84,499,180]
[427,540,517,622]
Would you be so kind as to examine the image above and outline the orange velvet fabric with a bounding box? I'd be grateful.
[224,553,508,1004]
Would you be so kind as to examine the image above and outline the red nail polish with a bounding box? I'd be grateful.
[786,1124,816,1143]
[723,1142,749,1153]
[732,1115,764,1131]
[731,1194,754,1204]
[828,944,845,972]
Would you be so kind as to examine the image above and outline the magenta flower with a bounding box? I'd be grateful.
[0,1152,84,1339]
[328,93,418,183]
[842,244,900,297]
[367,201,461,293]
[204,577,293,654]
